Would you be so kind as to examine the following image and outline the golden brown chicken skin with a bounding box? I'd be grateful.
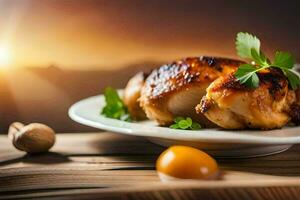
[197,68,297,129]
[140,56,244,126]
[123,72,148,120]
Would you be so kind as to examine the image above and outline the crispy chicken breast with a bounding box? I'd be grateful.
[140,56,243,127]
[197,68,297,129]
[123,72,148,120]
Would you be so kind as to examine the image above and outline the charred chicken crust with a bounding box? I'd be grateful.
[143,56,244,100]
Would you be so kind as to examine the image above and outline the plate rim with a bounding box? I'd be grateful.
[69,91,300,145]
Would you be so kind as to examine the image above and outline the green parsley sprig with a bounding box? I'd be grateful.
[234,32,300,90]
[170,117,201,130]
[101,87,131,121]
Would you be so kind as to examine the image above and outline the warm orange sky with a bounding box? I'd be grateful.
[0,0,299,70]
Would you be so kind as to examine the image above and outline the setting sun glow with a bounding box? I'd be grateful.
[0,46,11,68]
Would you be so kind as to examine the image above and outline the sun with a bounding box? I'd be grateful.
[0,46,11,68]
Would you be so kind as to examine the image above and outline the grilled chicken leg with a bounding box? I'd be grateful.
[197,69,296,129]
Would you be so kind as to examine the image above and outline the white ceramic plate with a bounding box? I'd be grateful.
[69,90,300,158]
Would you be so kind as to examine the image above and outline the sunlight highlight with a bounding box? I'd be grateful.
[0,46,11,68]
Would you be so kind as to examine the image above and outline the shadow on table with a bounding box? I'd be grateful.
[217,144,300,176]
[0,152,71,166]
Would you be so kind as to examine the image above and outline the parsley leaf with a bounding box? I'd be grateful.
[170,117,201,130]
[273,51,294,69]
[282,69,300,90]
[191,122,202,130]
[101,87,132,121]
[234,32,300,90]
[250,48,269,66]
[234,64,259,88]
[236,32,260,59]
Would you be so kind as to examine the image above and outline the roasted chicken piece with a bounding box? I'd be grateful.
[139,56,243,127]
[197,69,297,129]
[123,72,148,120]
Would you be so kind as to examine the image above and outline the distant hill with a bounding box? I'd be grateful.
[0,60,164,133]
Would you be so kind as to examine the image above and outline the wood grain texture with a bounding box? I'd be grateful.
[0,132,300,199]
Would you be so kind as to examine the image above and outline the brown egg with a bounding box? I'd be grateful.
[156,146,219,181]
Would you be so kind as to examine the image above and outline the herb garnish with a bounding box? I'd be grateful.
[101,87,131,121]
[234,32,300,90]
[170,117,201,130]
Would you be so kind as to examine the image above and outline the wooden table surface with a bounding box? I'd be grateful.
[1,132,300,200]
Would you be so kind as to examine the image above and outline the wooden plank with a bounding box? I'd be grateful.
[1,132,300,199]
[3,179,300,200]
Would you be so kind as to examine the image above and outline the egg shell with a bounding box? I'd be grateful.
[156,145,219,180]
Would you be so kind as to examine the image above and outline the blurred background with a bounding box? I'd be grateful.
[0,0,299,133]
